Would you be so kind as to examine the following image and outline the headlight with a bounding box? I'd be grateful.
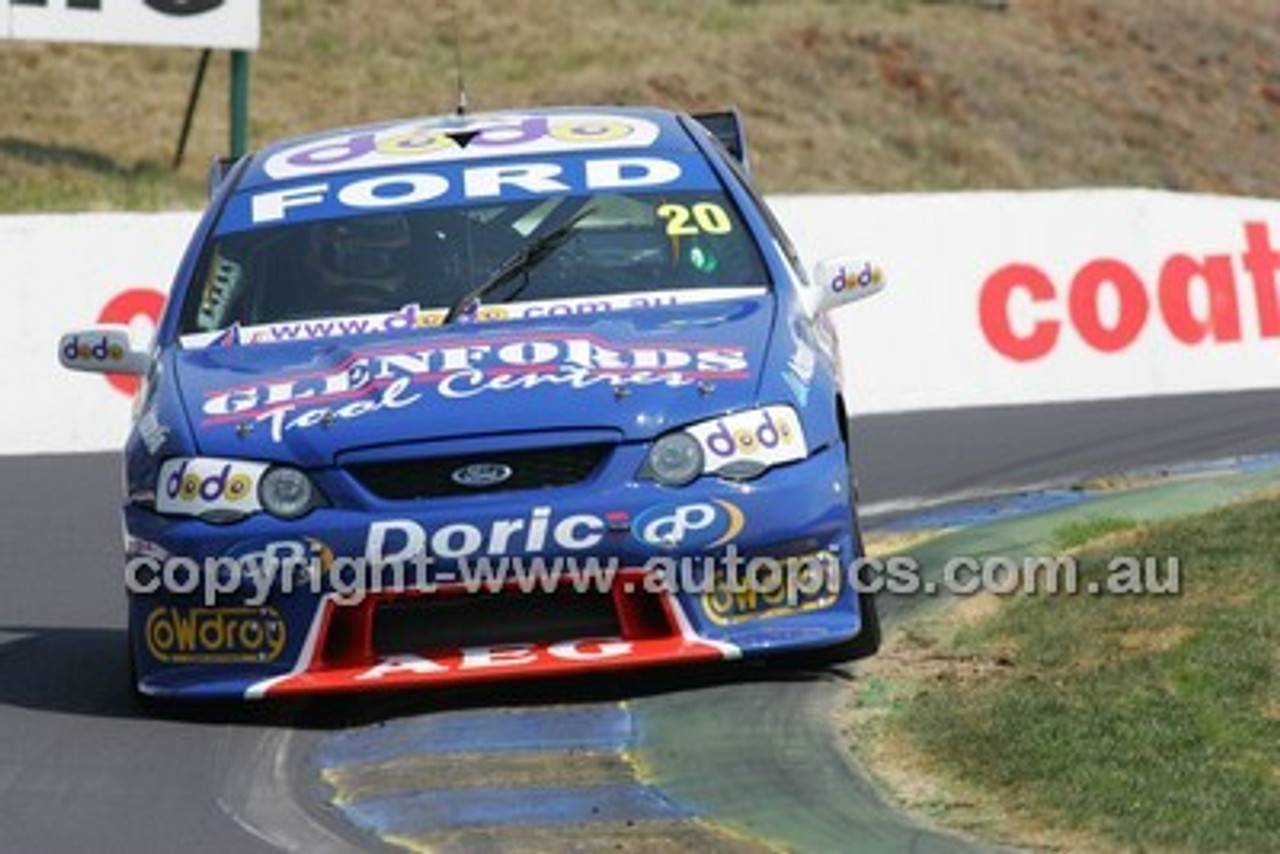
[640,405,809,485]
[258,466,320,520]
[642,432,705,486]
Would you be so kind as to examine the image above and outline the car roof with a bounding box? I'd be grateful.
[237,105,703,192]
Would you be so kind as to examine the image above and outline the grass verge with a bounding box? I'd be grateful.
[850,492,1280,852]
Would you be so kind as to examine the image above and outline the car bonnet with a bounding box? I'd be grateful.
[173,294,774,467]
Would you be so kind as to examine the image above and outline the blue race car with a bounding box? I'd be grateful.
[60,106,885,700]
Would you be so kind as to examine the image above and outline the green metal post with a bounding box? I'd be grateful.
[230,50,251,157]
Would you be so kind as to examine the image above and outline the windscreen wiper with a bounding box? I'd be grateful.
[442,204,595,325]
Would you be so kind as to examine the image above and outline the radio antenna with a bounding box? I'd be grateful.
[450,0,469,116]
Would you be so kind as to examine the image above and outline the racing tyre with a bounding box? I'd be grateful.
[126,635,168,715]
[776,498,881,668]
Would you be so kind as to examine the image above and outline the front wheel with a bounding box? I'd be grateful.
[777,495,881,668]
[126,635,154,712]
[826,589,882,662]
[842,495,882,659]
[774,585,880,669]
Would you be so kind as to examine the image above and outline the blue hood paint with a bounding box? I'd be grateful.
[177,296,778,467]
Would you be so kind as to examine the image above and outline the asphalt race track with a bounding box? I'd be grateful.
[2,388,1278,853]
[850,388,1280,515]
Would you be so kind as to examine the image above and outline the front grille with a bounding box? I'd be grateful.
[371,589,621,656]
[347,443,611,500]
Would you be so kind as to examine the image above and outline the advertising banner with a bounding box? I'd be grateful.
[3,0,259,50]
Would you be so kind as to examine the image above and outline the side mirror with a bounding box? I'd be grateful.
[58,326,152,376]
[812,257,887,313]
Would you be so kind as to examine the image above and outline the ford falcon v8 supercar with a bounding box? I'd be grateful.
[60,106,885,700]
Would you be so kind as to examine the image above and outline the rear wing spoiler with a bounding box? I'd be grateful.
[207,155,244,200]
[692,108,749,174]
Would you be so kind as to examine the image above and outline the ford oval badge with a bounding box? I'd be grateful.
[451,463,514,488]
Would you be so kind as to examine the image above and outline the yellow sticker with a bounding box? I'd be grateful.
[656,202,733,237]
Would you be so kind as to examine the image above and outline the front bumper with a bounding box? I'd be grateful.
[125,445,868,700]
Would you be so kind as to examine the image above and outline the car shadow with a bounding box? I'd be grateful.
[0,624,856,730]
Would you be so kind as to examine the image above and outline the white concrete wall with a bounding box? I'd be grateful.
[772,190,1280,413]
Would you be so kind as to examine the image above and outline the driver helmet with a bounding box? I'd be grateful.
[309,214,412,296]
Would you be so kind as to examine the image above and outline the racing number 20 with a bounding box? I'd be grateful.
[657,202,732,237]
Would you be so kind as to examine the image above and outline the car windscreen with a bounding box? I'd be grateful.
[179,189,770,337]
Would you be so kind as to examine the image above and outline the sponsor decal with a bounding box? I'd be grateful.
[686,406,807,478]
[61,333,125,364]
[145,605,287,663]
[239,156,685,228]
[784,338,816,405]
[183,290,762,349]
[354,638,635,681]
[201,333,751,442]
[702,550,842,626]
[262,113,663,180]
[450,462,514,489]
[155,457,267,516]
[258,632,733,695]
[366,507,611,562]
[980,221,1280,361]
[829,262,884,294]
[179,289,764,349]
[135,408,170,456]
[246,375,421,443]
[633,499,745,550]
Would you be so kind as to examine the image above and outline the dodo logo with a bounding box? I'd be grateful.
[701,408,798,458]
[263,113,662,181]
[155,458,266,515]
[61,335,124,364]
[829,262,884,293]
[686,406,807,477]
